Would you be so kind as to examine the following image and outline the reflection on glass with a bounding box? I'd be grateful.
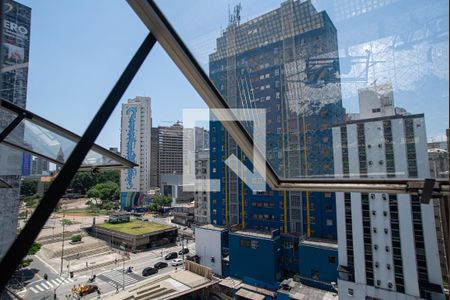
[3,119,130,168]
[149,0,448,298]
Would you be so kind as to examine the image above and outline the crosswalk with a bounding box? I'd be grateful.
[28,277,74,294]
[98,270,140,288]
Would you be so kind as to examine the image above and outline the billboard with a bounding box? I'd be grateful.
[2,0,31,108]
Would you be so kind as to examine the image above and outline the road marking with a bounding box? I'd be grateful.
[34,254,59,274]
[45,281,54,288]
[40,282,50,289]
[35,285,44,292]
[29,287,38,294]
[54,278,62,284]
[50,279,60,287]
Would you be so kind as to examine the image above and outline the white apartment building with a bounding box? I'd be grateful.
[333,88,444,299]
[194,149,210,224]
[120,96,152,195]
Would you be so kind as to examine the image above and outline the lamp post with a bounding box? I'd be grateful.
[60,212,66,275]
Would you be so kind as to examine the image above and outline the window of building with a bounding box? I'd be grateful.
[311,270,319,280]
[240,239,251,248]
[251,240,259,249]
[328,256,336,263]
[326,219,333,226]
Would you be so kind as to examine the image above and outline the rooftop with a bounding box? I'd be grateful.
[232,230,274,239]
[278,278,338,300]
[95,220,174,235]
[300,238,338,249]
[199,224,227,232]
[107,268,215,299]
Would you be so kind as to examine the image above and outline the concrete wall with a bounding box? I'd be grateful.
[195,227,223,276]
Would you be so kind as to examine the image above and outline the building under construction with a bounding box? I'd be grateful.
[208,0,344,288]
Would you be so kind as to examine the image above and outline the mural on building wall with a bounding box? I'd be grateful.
[121,106,140,192]
[120,192,146,210]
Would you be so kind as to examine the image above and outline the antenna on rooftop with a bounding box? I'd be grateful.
[228,3,242,26]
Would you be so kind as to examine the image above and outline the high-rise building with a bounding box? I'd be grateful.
[194,127,209,152]
[333,87,444,299]
[428,141,449,179]
[150,127,160,189]
[194,149,210,224]
[149,124,209,190]
[0,0,31,259]
[158,122,183,178]
[120,96,152,209]
[208,0,344,286]
[209,0,344,234]
[31,157,49,175]
[149,122,183,189]
[21,152,31,176]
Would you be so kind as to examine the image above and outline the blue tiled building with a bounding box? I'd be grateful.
[208,0,345,289]
[228,230,282,290]
[298,240,339,291]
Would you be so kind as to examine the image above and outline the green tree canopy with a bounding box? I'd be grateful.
[86,181,120,209]
[152,195,172,208]
[96,170,120,185]
[28,242,41,255]
[70,172,96,194]
[21,179,39,197]
[69,170,120,195]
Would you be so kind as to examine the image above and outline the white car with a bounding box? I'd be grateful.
[171,258,183,266]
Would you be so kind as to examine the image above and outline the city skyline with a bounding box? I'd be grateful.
[0,0,448,298]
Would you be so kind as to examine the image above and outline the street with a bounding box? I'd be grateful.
[19,239,196,299]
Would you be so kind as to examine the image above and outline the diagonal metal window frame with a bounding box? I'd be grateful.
[0,99,138,171]
[127,0,448,197]
[0,32,157,289]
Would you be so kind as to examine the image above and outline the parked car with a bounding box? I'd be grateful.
[165,252,178,260]
[171,258,183,266]
[142,267,158,277]
[154,262,168,269]
[178,248,189,255]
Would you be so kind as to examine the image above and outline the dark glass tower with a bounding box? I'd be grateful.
[209,0,344,241]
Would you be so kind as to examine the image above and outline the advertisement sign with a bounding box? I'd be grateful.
[2,0,31,109]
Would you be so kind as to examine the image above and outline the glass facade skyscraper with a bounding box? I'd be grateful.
[0,0,31,259]
[209,0,345,239]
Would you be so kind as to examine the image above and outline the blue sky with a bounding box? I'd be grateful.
[21,0,209,149]
[19,0,449,149]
